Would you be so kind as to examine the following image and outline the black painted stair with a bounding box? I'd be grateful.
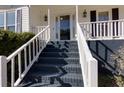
[18,41,84,87]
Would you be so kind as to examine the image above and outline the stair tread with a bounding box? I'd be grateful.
[34,63,81,67]
[39,52,79,58]
[18,41,83,87]
[19,73,83,87]
[38,57,80,65]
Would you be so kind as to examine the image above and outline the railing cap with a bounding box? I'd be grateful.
[79,19,124,24]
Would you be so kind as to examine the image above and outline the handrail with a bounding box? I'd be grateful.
[79,19,124,24]
[7,25,49,62]
[4,25,50,87]
[77,22,98,87]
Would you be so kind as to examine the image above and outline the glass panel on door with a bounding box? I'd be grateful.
[60,15,70,40]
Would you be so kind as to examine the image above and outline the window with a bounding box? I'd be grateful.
[98,11,109,21]
[0,12,4,30]
[0,9,22,32]
[98,11,109,36]
[7,11,15,32]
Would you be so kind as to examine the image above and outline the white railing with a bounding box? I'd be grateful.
[31,26,47,34]
[77,23,98,87]
[80,19,124,40]
[0,25,50,87]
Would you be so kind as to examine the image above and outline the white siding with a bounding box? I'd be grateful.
[78,5,124,23]
[29,5,76,40]
[21,7,29,32]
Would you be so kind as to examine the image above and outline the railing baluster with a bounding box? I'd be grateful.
[38,36,40,52]
[24,48,27,69]
[100,23,102,37]
[111,22,113,37]
[103,22,106,37]
[33,40,35,57]
[36,38,38,55]
[84,24,86,37]
[114,22,117,36]
[28,44,31,64]
[86,24,89,37]
[89,23,92,38]
[11,58,15,87]
[121,21,124,37]
[96,23,99,37]
[43,31,45,47]
[107,22,110,37]
[93,23,95,37]
[40,34,43,50]
[45,29,47,42]
[48,27,50,40]
[118,21,120,37]
[18,53,21,79]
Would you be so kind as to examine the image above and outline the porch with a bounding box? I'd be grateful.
[30,5,124,41]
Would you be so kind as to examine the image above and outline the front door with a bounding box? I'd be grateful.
[56,15,70,40]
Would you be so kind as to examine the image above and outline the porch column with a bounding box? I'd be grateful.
[76,5,79,39]
[76,5,78,24]
[48,8,50,26]
[47,8,51,40]
[0,56,7,87]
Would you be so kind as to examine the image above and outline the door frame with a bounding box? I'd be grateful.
[54,13,74,41]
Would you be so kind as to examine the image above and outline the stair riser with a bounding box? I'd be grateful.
[30,65,82,74]
[40,53,79,58]
[48,41,78,45]
[19,75,83,87]
[38,58,80,65]
[45,45,78,49]
[42,48,78,52]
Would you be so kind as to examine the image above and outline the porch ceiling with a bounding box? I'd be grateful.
[30,5,76,10]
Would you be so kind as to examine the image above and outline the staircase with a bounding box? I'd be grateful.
[18,41,84,87]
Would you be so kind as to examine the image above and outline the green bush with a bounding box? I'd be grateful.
[0,30,35,56]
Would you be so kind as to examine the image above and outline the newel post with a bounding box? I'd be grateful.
[88,58,98,87]
[0,56,7,87]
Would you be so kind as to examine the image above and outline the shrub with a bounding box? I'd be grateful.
[111,45,124,75]
[0,30,35,56]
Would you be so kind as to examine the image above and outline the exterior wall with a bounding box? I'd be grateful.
[29,5,76,40]
[21,6,30,32]
[78,5,124,23]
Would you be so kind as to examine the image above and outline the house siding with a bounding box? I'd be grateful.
[21,6,30,32]
[78,5,124,23]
